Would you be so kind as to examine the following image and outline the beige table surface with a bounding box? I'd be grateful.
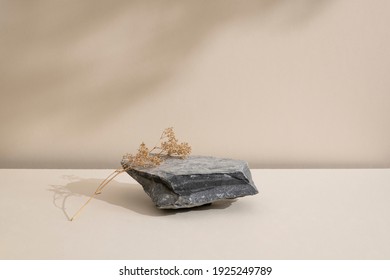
[0,168,389,260]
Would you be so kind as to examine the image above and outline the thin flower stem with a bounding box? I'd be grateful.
[149,146,162,154]
[70,168,126,221]
[95,169,124,194]
[149,130,168,153]
[70,193,97,221]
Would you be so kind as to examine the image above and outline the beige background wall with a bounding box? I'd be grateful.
[1,0,389,169]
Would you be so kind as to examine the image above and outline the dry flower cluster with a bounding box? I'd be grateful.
[122,127,191,169]
[122,142,163,168]
[71,128,191,221]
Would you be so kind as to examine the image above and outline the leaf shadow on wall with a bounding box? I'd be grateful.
[0,0,331,131]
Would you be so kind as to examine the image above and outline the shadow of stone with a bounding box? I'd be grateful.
[49,178,236,220]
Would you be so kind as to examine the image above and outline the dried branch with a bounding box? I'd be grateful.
[70,127,191,221]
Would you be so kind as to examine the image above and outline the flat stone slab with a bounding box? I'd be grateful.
[122,155,258,209]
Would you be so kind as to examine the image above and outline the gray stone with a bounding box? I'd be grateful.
[121,155,258,209]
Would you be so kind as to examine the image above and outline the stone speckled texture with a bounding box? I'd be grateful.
[122,155,258,209]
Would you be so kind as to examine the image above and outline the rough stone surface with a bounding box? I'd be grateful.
[122,155,259,209]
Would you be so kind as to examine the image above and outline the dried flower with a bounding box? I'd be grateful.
[71,128,191,221]
[122,127,191,169]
